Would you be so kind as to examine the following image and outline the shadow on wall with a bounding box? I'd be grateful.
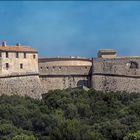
[77,80,88,87]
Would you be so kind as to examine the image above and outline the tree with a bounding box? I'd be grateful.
[123,131,140,140]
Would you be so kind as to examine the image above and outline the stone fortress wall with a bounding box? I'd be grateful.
[39,49,140,94]
[0,75,42,99]
[39,58,92,92]
[1,41,140,99]
[92,57,140,93]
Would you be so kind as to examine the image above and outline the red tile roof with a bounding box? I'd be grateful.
[0,46,37,53]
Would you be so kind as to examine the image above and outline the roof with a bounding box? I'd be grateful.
[98,49,116,54]
[0,45,37,53]
[39,57,92,62]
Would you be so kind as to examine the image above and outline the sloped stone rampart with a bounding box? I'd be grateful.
[0,75,42,99]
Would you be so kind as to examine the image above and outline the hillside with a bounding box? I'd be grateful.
[0,89,140,140]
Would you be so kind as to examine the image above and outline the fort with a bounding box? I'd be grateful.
[0,41,140,99]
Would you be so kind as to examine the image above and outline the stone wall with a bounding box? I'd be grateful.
[92,75,140,93]
[1,52,38,76]
[92,57,140,92]
[39,66,91,76]
[40,75,91,93]
[39,58,92,92]
[0,75,42,99]
[92,57,140,76]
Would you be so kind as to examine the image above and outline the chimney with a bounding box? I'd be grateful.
[2,41,6,46]
[16,43,21,46]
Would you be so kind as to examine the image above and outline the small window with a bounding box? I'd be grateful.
[20,63,23,69]
[6,63,9,70]
[24,53,26,58]
[6,52,8,58]
[33,54,36,59]
[130,61,138,69]
[16,52,19,58]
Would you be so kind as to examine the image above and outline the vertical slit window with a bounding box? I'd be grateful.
[33,54,36,59]
[24,53,26,58]
[20,63,23,69]
[6,52,8,58]
[6,63,9,70]
[16,52,19,58]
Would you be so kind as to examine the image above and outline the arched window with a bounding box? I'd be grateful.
[130,61,138,69]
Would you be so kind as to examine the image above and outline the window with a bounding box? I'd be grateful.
[20,63,23,69]
[16,52,19,58]
[6,52,8,58]
[33,54,36,59]
[130,61,138,69]
[24,53,26,58]
[0,52,1,57]
[6,63,9,70]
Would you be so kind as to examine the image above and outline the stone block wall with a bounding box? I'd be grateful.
[0,75,42,99]
[92,75,140,93]
[92,57,140,92]
[1,52,38,76]
[40,75,91,93]
[39,66,91,76]
[92,57,140,76]
[39,58,92,93]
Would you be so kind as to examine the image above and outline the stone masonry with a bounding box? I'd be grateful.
[0,75,42,99]
[39,50,140,94]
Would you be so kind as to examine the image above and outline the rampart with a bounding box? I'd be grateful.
[0,74,42,99]
[39,54,140,94]
[92,57,140,93]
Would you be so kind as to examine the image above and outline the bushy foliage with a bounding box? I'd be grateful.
[0,89,140,140]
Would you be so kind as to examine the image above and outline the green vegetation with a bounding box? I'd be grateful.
[0,89,140,140]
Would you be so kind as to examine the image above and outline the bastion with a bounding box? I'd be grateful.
[39,57,92,92]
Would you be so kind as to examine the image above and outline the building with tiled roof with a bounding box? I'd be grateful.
[0,41,38,76]
[0,42,37,53]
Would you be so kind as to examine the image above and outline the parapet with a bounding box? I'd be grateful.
[39,57,92,66]
[97,49,116,58]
